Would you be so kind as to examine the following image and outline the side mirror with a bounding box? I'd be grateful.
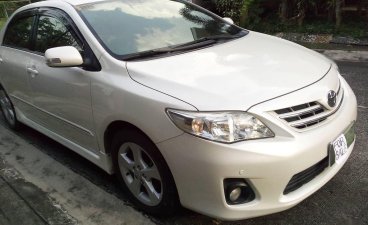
[223,17,234,25]
[45,46,83,67]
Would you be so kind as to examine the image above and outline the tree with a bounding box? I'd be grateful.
[335,0,342,28]
[280,0,288,23]
[215,0,262,27]
[215,0,244,24]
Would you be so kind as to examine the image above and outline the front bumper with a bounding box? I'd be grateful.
[157,77,357,220]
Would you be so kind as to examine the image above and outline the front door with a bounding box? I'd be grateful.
[28,11,99,153]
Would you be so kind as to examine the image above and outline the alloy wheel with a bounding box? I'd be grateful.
[0,90,16,126]
[118,142,163,206]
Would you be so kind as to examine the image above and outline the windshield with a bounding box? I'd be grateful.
[76,0,246,59]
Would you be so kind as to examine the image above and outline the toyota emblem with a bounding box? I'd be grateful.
[327,90,337,107]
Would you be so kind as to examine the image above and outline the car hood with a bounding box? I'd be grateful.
[126,31,332,111]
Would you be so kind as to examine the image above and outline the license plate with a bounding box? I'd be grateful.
[328,122,355,166]
[332,134,348,164]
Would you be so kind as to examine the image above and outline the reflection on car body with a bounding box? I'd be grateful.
[0,0,357,220]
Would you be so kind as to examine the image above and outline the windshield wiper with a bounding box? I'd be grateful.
[173,34,242,49]
[123,33,246,61]
[123,39,217,61]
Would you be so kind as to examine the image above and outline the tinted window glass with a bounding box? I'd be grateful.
[77,0,244,57]
[35,16,82,53]
[3,16,34,50]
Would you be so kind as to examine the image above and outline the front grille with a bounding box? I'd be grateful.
[274,81,343,130]
[275,102,327,129]
[284,156,329,195]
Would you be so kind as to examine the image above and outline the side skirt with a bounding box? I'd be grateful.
[15,107,114,174]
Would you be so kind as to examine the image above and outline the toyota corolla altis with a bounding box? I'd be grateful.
[0,0,357,220]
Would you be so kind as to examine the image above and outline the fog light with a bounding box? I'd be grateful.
[229,187,242,202]
[224,178,255,205]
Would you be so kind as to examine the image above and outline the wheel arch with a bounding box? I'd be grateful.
[104,120,180,200]
[104,120,144,156]
[103,120,175,175]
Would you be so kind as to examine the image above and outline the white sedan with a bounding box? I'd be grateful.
[0,0,357,220]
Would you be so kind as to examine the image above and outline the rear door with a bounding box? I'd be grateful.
[0,10,36,118]
[27,9,99,153]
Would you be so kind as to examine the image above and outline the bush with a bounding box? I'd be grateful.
[215,0,264,28]
[0,0,31,18]
[0,18,5,29]
[215,0,244,23]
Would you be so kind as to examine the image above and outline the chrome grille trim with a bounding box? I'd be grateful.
[279,104,323,119]
[289,90,344,128]
[274,80,344,130]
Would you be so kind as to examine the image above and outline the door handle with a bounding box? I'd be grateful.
[27,68,39,77]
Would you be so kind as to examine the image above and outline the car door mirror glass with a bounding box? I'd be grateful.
[223,17,234,25]
[45,46,83,67]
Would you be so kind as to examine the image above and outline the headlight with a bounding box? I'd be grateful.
[167,109,274,143]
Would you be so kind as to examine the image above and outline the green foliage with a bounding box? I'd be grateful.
[215,0,264,28]
[295,0,317,11]
[240,0,264,28]
[0,18,5,29]
[215,0,367,38]
[0,0,31,18]
[252,14,367,38]
[215,0,244,24]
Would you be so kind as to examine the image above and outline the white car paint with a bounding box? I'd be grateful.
[0,0,357,220]
[127,31,333,110]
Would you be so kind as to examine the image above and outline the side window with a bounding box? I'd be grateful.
[35,15,83,53]
[3,16,34,50]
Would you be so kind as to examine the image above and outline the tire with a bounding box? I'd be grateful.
[0,87,20,130]
[112,129,180,215]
